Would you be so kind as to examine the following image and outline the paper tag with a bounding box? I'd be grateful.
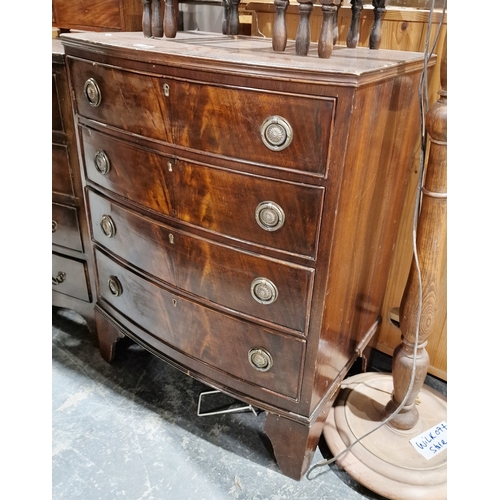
[410,421,447,460]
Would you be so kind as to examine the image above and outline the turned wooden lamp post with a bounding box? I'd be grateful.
[322,36,447,500]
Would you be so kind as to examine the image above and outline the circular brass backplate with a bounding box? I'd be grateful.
[94,150,110,175]
[250,277,278,305]
[248,348,273,372]
[100,215,116,238]
[255,201,285,232]
[84,78,102,107]
[260,116,293,151]
[107,276,123,297]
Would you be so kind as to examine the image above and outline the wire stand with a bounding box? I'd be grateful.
[197,390,258,417]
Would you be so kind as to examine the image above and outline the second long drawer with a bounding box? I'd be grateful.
[81,126,324,260]
[88,189,314,335]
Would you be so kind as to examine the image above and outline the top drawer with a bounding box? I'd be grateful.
[68,58,335,176]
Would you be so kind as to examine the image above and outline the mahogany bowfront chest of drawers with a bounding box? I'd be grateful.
[52,39,97,333]
[61,31,429,480]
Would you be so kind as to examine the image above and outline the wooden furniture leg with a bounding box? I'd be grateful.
[222,0,230,34]
[152,0,163,37]
[318,0,341,59]
[295,0,313,56]
[347,0,363,48]
[95,308,124,363]
[272,0,289,51]
[264,400,333,481]
[164,0,178,38]
[226,0,241,35]
[142,0,152,37]
[369,0,386,49]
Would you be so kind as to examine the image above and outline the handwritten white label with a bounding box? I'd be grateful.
[410,421,447,460]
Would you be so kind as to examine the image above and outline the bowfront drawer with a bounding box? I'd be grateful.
[52,203,83,252]
[69,58,334,175]
[95,248,305,400]
[88,189,314,334]
[52,253,91,302]
[81,126,323,259]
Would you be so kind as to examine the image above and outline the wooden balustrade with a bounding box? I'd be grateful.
[164,0,178,38]
[347,0,363,47]
[318,0,341,58]
[370,0,386,49]
[142,0,387,59]
[272,0,290,51]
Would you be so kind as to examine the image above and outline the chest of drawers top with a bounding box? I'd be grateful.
[61,32,426,181]
[61,30,426,82]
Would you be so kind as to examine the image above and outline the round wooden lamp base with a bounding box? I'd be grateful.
[323,372,447,500]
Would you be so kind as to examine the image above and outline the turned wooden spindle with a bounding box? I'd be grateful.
[318,0,341,59]
[369,0,386,49]
[226,0,241,36]
[142,0,152,37]
[295,0,314,56]
[164,0,178,38]
[272,0,290,51]
[347,0,363,48]
[222,0,230,35]
[385,38,447,430]
[152,0,163,37]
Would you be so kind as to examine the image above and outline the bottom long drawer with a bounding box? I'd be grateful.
[95,248,305,401]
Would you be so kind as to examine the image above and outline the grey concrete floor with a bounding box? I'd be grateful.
[52,306,446,500]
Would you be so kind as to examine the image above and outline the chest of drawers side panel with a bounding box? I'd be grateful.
[307,69,425,413]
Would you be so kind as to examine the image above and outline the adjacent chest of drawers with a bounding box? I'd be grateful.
[52,0,142,32]
[52,39,96,334]
[62,31,430,480]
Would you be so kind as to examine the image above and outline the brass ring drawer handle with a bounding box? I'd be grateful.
[255,201,285,232]
[94,150,110,175]
[100,215,116,238]
[250,277,278,305]
[52,271,66,286]
[248,348,273,372]
[84,78,102,107]
[260,115,293,151]
[52,220,58,233]
[107,276,123,297]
